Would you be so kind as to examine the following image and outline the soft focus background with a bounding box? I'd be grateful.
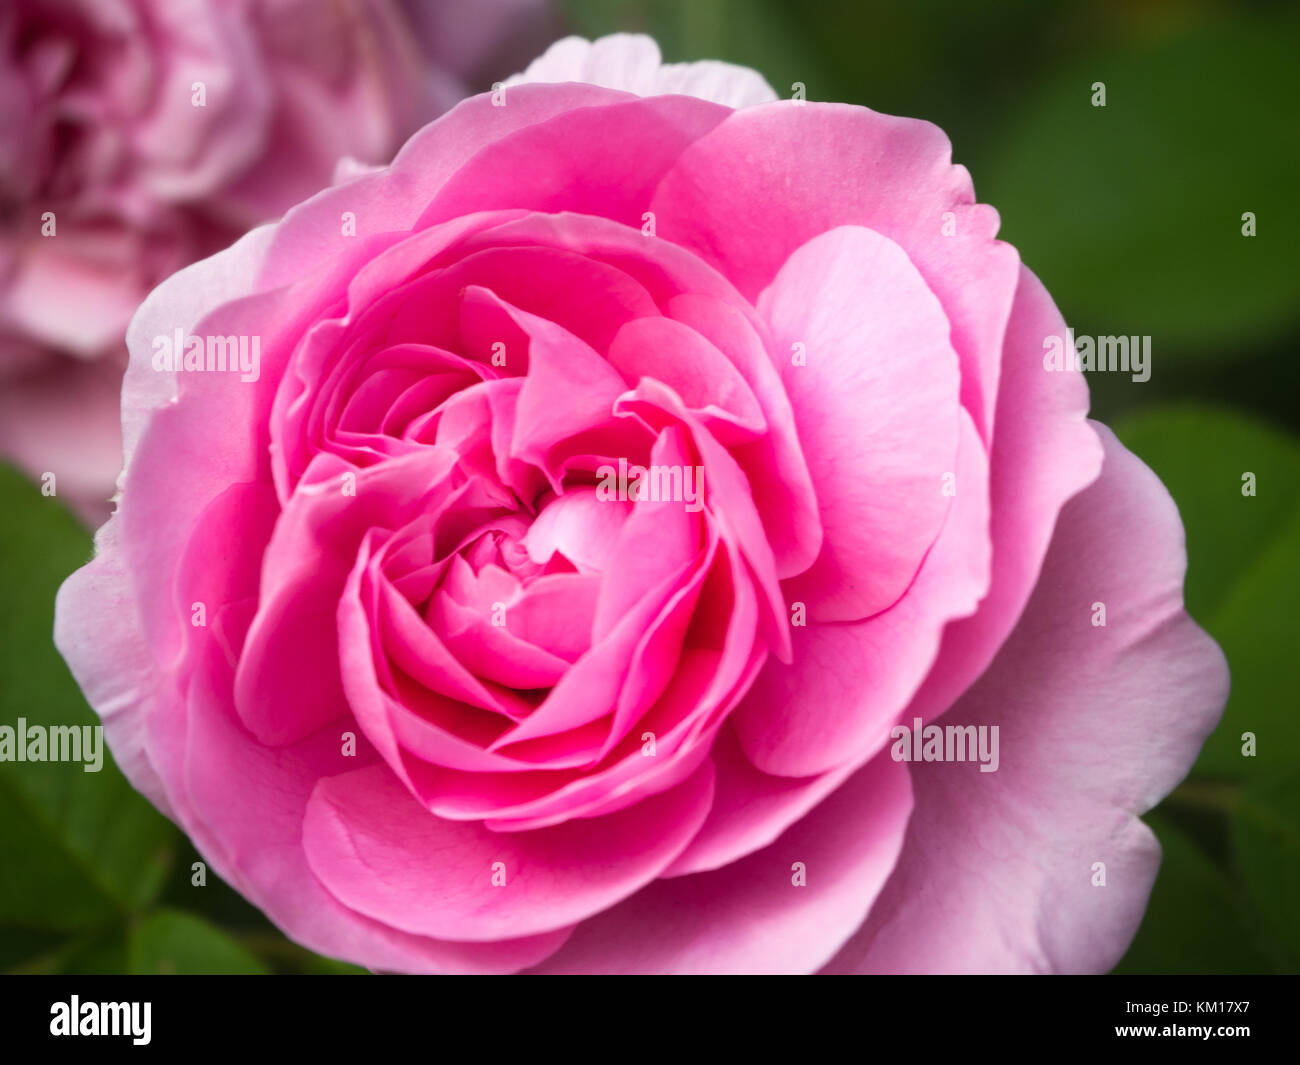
[2,0,1297,974]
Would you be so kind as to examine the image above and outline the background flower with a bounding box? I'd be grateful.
[0,0,552,525]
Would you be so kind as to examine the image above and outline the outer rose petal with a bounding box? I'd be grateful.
[53,513,174,818]
[253,83,639,292]
[180,660,575,974]
[528,750,912,974]
[302,759,716,940]
[823,425,1230,974]
[900,265,1103,726]
[506,33,778,110]
[121,222,277,464]
[415,94,729,233]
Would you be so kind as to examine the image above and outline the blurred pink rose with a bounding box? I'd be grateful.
[0,0,547,523]
[56,35,1228,974]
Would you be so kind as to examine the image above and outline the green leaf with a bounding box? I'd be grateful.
[298,955,368,976]
[0,926,66,972]
[1112,404,1300,621]
[7,926,132,975]
[981,12,1300,356]
[127,910,269,975]
[2,925,128,975]
[54,927,131,975]
[0,463,178,930]
[1114,812,1271,974]
[1112,405,1300,776]
[154,844,367,973]
[1201,505,1300,774]
[1232,771,1300,969]
[233,933,369,975]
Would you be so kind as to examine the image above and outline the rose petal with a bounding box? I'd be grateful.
[529,750,911,973]
[733,408,991,777]
[758,224,962,621]
[651,101,1020,441]
[506,33,778,109]
[302,757,716,940]
[824,425,1229,973]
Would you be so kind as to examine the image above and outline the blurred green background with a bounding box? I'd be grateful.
[2,0,1297,973]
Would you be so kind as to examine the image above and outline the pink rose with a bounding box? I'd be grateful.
[0,0,536,523]
[55,34,1229,974]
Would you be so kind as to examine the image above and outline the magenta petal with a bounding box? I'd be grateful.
[444,246,661,355]
[429,593,572,689]
[523,487,630,572]
[608,316,765,435]
[591,427,705,640]
[234,449,459,746]
[504,299,630,475]
[664,292,821,580]
[498,572,603,663]
[490,556,696,755]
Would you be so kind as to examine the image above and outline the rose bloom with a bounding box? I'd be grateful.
[56,35,1228,974]
[0,0,544,523]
